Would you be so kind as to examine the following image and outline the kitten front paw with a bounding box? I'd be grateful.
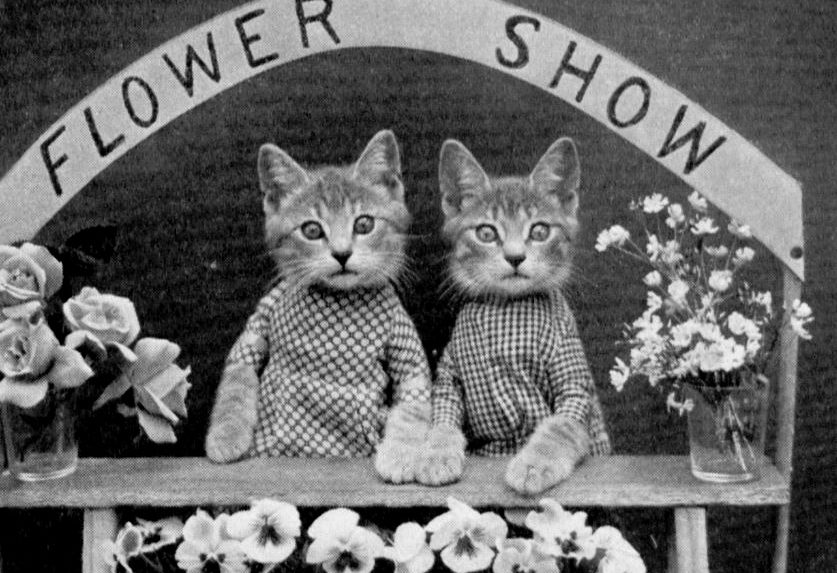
[205,418,254,463]
[416,450,464,486]
[375,440,417,484]
[415,425,466,486]
[505,452,573,495]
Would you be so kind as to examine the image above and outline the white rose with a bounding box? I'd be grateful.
[667,280,690,302]
[665,203,685,228]
[687,191,708,213]
[63,287,140,346]
[642,193,669,214]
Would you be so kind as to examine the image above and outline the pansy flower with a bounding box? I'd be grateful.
[589,526,646,573]
[306,508,385,573]
[525,499,595,562]
[382,522,435,573]
[227,498,301,564]
[136,517,184,552]
[101,523,144,573]
[425,497,508,573]
[175,510,246,573]
[493,538,559,573]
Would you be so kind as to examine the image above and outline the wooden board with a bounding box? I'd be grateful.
[0,455,789,509]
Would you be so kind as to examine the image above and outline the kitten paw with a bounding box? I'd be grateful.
[505,453,572,495]
[416,451,464,486]
[375,441,417,484]
[205,418,253,463]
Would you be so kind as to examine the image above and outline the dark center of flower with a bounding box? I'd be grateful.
[257,518,282,546]
[558,533,581,555]
[143,528,162,545]
[334,550,362,572]
[511,565,535,573]
[200,556,221,573]
[453,534,478,557]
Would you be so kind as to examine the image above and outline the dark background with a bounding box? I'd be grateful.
[0,0,835,571]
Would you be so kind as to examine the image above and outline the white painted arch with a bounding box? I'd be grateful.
[0,0,804,278]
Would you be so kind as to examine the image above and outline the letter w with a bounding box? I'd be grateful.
[163,33,221,98]
[658,105,727,175]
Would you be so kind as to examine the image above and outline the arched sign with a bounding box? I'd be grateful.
[0,0,804,279]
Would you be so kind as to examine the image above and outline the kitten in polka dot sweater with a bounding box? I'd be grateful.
[416,137,612,494]
[205,130,432,484]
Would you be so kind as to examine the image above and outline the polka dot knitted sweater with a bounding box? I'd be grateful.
[227,281,431,458]
[432,291,611,456]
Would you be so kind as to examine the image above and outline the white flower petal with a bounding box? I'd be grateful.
[308,507,360,540]
[440,541,495,573]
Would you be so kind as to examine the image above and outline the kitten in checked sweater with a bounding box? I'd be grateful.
[416,137,611,494]
[205,130,432,484]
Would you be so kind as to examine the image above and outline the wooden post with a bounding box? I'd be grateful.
[82,509,118,573]
[670,507,709,573]
[772,269,802,573]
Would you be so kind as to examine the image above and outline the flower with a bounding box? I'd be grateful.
[227,498,301,564]
[646,292,663,313]
[595,225,630,252]
[175,510,247,573]
[0,243,63,316]
[135,517,184,552]
[753,291,773,316]
[426,497,508,573]
[704,245,729,258]
[665,392,694,416]
[732,247,755,266]
[102,523,144,573]
[492,538,559,573]
[641,193,669,214]
[728,219,752,238]
[609,358,630,392]
[690,217,718,236]
[667,280,689,302]
[94,337,191,443]
[382,522,435,573]
[790,299,813,340]
[63,286,140,347]
[589,526,646,573]
[665,203,685,228]
[708,270,733,292]
[525,499,595,562]
[0,318,93,407]
[306,508,385,573]
[642,271,662,287]
[687,191,708,212]
[727,313,757,338]
[645,235,661,261]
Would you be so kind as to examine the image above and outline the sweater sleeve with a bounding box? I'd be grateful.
[546,297,595,426]
[431,344,465,429]
[384,302,432,404]
[225,289,275,374]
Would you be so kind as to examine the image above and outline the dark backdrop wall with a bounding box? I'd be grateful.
[0,1,835,572]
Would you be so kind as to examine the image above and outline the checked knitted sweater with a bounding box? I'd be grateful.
[432,291,611,456]
[227,281,431,458]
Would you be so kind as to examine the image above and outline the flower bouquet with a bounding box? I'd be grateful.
[103,497,645,573]
[596,192,813,482]
[0,240,191,481]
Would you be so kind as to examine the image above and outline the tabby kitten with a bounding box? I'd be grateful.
[205,130,432,484]
[416,137,611,494]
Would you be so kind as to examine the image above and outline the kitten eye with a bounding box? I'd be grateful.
[475,224,499,243]
[529,223,551,242]
[300,221,325,241]
[353,215,375,235]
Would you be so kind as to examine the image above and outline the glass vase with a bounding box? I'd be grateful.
[684,376,767,483]
[1,386,79,482]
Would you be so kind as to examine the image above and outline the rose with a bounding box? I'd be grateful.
[94,338,191,443]
[0,319,93,408]
[63,286,140,346]
[0,243,63,317]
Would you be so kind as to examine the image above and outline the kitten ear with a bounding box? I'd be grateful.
[258,144,311,209]
[439,140,490,218]
[530,137,580,217]
[353,130,404,200]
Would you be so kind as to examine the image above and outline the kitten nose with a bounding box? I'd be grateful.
[505,254,526,269]
[332,251,352,268]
